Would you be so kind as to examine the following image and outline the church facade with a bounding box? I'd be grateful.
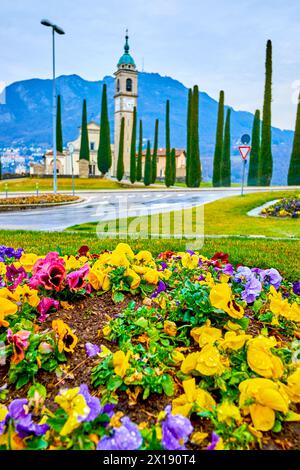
[30,33,186,180]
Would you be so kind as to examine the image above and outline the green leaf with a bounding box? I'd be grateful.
[134,317,148,329]
[112,291,125,303]
[162,374,174,397]
[107,375,123,391]
[272,420,282,433]
[16,374,30,390]
[27,383,47,400]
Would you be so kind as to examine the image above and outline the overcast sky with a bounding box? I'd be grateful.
[1,0,299,130]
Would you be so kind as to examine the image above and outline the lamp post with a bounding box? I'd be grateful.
[67,143,75,196]
[41,19,65,194]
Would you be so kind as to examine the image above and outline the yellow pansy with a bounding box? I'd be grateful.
[113,350,131,378]
[164,320,177,337]
[93,253,110,268]
[89,268,110,291]
[239,378,289,431]
[102,325,111,337]
[109,251,130,268]
[172,378,215,416]
[0,297,18,327]
[124,268,141,289]
[18,253,40,272]
[209,283,244,319]
[181,253,199,269]
[64,255,81,271]
[132,265,148,275]
[285,368,300,403]
[0,404,8,422]
[199,272,215,288]
[190,321,222,347]
[134,250,153,265]
[55,387,90,436]
[114,243,134,259]
[172,350,185,363]
[190,432,209,445]
[219,273,230,283]
[158,268,172,281]
[0,262,6,276]
[217,401,241,425]
[143,269,159,285]
[52,319,78,353]
[14,284,40,308]
[219,331,252,351]
[247,336,284,379]
[181,346,225,377]
[269,286,300,322]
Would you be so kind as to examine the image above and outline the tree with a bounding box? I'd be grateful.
[247,110,261,186]
[258,40,273,186]
[220,108,231,187]
[288,92,300,185]
[116,117,125,181]
[79,99,90,161]
[136,119,143,181]
[97,84,111,175]
[165,100,172,187]
[185,88,193,186]
[56,94,63,152]
[212,90,224,187]
[170,148,176,185]
[130,106,137,184]
[188,85,201,187]
[151,119,159,183]
[144,140,152,186]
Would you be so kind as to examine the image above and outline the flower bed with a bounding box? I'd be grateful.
[0,194,79,211]
[0,243,299,450]
[261,196,300,218]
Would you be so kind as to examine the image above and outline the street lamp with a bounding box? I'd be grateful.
[67,142,75,196]
[41,19,65,194]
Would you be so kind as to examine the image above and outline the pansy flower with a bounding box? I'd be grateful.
[161,405,193,450]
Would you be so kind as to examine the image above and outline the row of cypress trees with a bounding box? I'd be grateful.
[185,86,201,187]
[212,91,232,187]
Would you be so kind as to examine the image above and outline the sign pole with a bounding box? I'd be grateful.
[241,159,247,196]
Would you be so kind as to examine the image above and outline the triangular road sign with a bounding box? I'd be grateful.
[238,146,251,160]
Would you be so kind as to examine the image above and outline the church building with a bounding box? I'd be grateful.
[30,33,186,180]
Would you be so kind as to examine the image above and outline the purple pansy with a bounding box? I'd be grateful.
[0,398,49,438]
[6,264,27,289]
[0,246,23,262]
[161,405,193,450]
[97,416,142,450]
[293,281,300,296]
[223,263,234,276]
[150,280,167,298]
[260,268,282,289]
[207,431,221,450]
[85,342,101,358]
[241,275,262,304]
[234,266,253,283]
[79,384,102,422]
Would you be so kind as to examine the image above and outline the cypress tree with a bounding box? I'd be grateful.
[165,100,172,187]
[130,106,137,184]
[212,90,224,187]
[79,99,90,161]
[151,119,159,183]
[220,108,231,187]
[170,148,176,186]
[97,84,112,175]
[136,119,143,181]
[144,140,152,186]
[258,40,273,186]
[247,110,261,186]
[288,92,300,185]
[116,117,125,181]
[56,94,63,152]
[186,88,193,186]
[188,85,201,187]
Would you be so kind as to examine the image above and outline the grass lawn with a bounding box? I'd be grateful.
[0,177,126,192]
[0,229,299,280]
[68,190,300,238]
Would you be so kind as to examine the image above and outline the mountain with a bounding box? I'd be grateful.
[0,72,294,184]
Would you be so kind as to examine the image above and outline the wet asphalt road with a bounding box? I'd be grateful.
[0,190,239,231]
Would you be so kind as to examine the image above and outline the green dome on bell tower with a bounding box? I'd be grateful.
[117,30,136,67]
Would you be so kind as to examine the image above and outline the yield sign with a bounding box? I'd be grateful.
[238,146,251,160]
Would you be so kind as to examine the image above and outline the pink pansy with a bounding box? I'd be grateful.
[67,264,90,291]
[37,298,59,322]
[7,329,31,364]
[29,252,66,292]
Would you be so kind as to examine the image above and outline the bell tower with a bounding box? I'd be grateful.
[113,31,138,177]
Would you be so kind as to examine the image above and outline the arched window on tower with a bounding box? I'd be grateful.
[116,79,120,92]
[126,78,132,92]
